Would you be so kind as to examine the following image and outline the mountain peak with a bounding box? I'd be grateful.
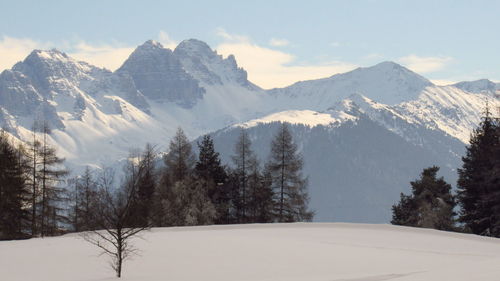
[363,61,432,84]
[23,49,71,64]
[453,79,499,94]
[139,39,164,49]
[174,39,216,58]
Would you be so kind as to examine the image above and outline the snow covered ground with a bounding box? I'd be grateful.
[1,223,500,281]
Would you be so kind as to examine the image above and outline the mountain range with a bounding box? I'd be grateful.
[0,39,498,222]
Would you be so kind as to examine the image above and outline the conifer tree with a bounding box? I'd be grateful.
[164,127,195,183]
[0,131,30,239]
[133,144,157,227]
[249,166,275,223]
[70,167,99,232]
[38,123,68,236]
[195,135,228,223]
[231,129,257,223]
[267,123,313,222]
[195,135,227,197]
[457,108,500,235]
[26,123,42,236]
[391,166,456,231]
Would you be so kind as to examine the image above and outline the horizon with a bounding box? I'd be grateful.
[4,38,497,90]
[1,0,499,89]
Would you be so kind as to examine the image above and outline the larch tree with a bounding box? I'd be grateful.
[70,166,99,232]
[38,123,68,236]
[164,127,195,184]
[267,123,313,222]
[231,129,257,223]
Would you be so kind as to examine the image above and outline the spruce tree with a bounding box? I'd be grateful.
[0,131,30,239]
[195,135,228,223]
[267,123,313,222]
[457,110,500,235]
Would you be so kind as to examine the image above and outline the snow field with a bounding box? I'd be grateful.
[1,223,500,281]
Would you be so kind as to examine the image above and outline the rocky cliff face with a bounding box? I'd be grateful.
[116,40,205,108]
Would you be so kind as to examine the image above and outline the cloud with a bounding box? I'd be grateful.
[157,30,178,49]
[215,29,357,89]
[0,36,52,70]
[269,38,289,47]
[330,42,341,47]
[430,79,456,86]
[398,55,453,73]
[0,31,180,72]
[362,53,384,61]
[68,42,134,71]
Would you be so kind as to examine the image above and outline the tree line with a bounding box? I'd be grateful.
[391,107,500,237]
[0,123,67,240]
[0,122,313,240]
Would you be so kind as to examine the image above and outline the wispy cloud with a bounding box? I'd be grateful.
[69,42,135,71]
[0,31,179,72]
[430,79,456,86]
[269,38,289,47]
[215,29,357,89]
[157,30,178,49]
[398,54,453,73]
[0,36,53,70]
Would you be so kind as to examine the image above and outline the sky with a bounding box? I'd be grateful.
[0,0,499,89]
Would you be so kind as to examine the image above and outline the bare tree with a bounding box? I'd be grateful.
[82,167,150,278]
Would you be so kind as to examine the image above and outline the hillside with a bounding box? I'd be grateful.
[1,223,500,281]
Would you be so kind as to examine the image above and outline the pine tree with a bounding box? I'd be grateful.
[457,109,500,235]
[0,131,30,239]
[267,123,313,222]
[391,166,456,231]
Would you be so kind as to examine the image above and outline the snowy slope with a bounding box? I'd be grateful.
[268,61,433,109]
[453,79,500,95]
[1,223,500,281]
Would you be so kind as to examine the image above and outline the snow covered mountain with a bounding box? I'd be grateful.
[268,61,433,110]
[0,38,498,222]
[453,79,500,95]
[0,40,268,170]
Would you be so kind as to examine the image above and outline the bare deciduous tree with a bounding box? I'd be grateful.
[82,167,150,278]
